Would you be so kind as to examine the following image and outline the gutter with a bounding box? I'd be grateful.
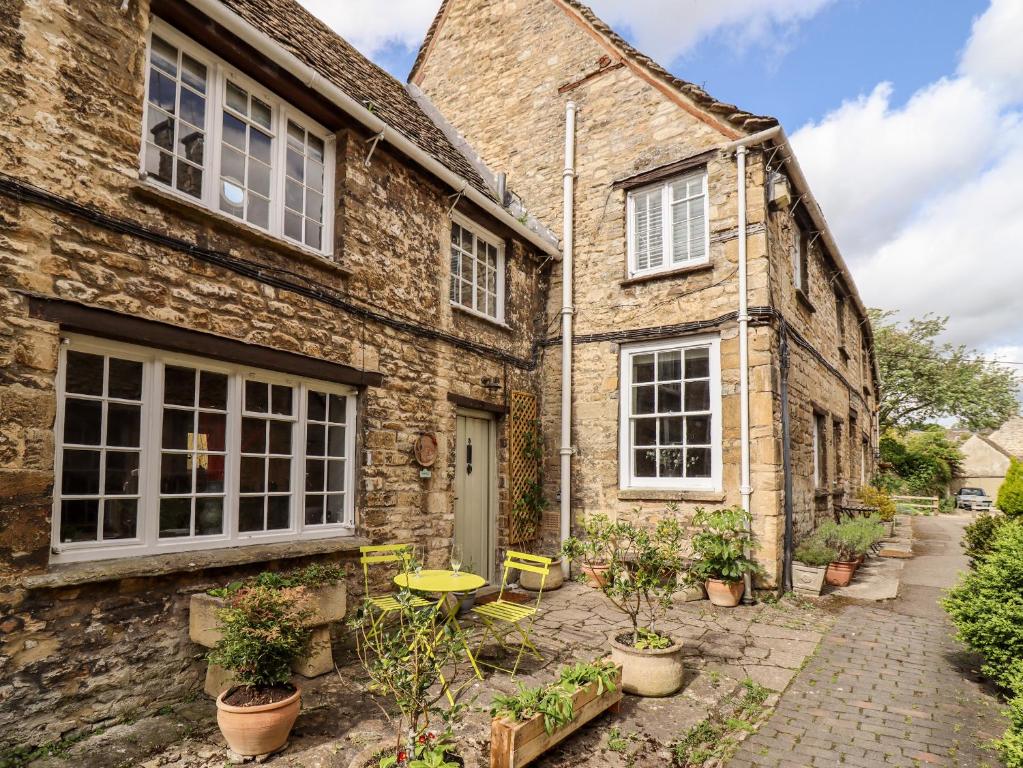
[183,0,561,260]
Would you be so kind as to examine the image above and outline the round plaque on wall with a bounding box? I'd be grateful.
[413,433,439,467]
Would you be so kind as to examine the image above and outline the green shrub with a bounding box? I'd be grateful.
[857,486,897,522]
[815,518,884,561]
[208,562,344,597]
[208,585,313,689]
[998,459,1023,518]
[943,521,1023,686]
[996,662,1023,768]
[962,514,1011,566]
[793,537,836,567]
[690,506,762,582]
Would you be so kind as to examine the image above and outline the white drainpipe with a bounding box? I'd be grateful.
[560,101,577,576]
[735,144,755,603]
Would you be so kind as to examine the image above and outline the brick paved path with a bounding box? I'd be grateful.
[730,516,1005,768]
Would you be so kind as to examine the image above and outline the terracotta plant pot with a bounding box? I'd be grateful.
[519,557,564,591]
[705,578,744,607]
[581,563,610,588]
[216,686,301,757]
[791,563,827,596]
[608,632,684,697]
[825,560,857,587]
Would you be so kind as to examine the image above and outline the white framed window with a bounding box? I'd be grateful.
[52,335,356,563]
[619,335,722,491]
[449,214,505,322]
[813,412,827,488]
[793,228,809,294]
[141,20,333,256]
[626,170,709,277]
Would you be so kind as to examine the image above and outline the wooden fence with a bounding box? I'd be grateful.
[892,494,940,514]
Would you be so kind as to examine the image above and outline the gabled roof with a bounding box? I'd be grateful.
[409,0,778,135]
[988,417,1023,460]
[216,0,495,200]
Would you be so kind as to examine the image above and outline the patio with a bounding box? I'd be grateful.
[26,582,837,768]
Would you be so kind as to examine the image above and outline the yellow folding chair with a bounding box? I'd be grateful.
[359,543,432,636]
[472,551,552,677]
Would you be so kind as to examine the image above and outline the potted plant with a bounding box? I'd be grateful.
[817,521,865,587]
[690,506,762,607]
[348,592,470,768]
[518,542,565,591]
[561,508,688,697]
[489,659,621,768]
[858,486,897,537]
[207,585,313,757]
[792,537,836,596]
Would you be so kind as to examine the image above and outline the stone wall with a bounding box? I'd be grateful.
[0,0,547,752]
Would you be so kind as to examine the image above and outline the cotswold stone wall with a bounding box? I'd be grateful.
[416,0,785,578]
[0,0,547,752]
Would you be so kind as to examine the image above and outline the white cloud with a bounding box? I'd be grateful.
[296,0,440,56]
[791,0,1023,356]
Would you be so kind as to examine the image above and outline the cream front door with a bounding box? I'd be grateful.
[454,411,495,583]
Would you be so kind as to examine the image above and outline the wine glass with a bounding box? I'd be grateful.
[412,544,424,576]
[450,544,463,576]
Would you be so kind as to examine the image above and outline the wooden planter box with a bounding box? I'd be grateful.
[490,664,622,768]
[189,582,345,696]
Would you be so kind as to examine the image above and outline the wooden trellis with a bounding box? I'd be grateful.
[508,390,541,545]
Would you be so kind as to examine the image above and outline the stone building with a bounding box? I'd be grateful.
[413,0,879,583]
[0,0,560,751]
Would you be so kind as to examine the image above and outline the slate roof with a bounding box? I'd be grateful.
[988,417,1023,459]
[410,0,778,135]
[216,0,495,199]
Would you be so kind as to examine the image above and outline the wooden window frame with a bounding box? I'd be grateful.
[626,169,710,279]
[449,213,506,324]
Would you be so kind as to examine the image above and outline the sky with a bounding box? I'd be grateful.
[296,0,1023,369]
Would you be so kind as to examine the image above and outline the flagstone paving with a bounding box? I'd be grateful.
[25,582,835,768]
[728,515,1006,768]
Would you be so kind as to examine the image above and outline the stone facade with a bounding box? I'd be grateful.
[413,0,878,582]
[0,0,550,753]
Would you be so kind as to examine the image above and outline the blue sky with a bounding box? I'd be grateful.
[300,0,1023,364]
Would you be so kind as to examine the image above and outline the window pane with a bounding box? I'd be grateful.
[103,499,138,540]
[308,390,327,421]
[162,408,192,450]
[657,383,681,413]
[66,351,104,395]
[306,423,325,456]
[660,448,683,478]
[239,456,265,493]
[226,81,248,114]
[305,221,321,250]
[195,497,223,536]
[286,148,304,181]
[180,87,205,130]
[220,180,244,218]
[326,460,345,492]
[660,417,683,446]
[150,35,178,76]
[241,417,266,453]
[199,371,227,409]
[327,426,345,457]
[251,98,271,129]
[147,107,175,150]
[104,450,140,495]
[684,380,710,411]
[657,351,681,381]
[687,415,711,445]
[181,54,206,93]
[632,354,655,383]
[248,158,270,197]
[325,494,344,524]
[250,129,272,164]
[634,448,656,478]
[108,359,143,400]
[284,210,302,241]
[328,394,347,423]
[247,194,269,229]
[164,366,195,406]
[632,385,655,415]
[633,418,656,446]
[269,422,291,454]
[685,348,710,379]
[238,497,264,532]
[285,179,303,212]
[60,499,99,543]
[195,455,223,493]
[221,146,244,184]
[245,381,268,413]
[305,495,325,526]
[107,404,141,447]
[176,160,203,199]
[159,497,191,538]
[197,411,226,452]
[687,448,712,478]
[267,496,290,530]
[149,69,176,113]
[62,449,100,495]
[160,452,191,494]
[305,458,325,492]
[63,399,102,445]
[271,385,293,415]
[268,458,291,491]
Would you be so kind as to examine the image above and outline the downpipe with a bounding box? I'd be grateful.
[736,145,756,605]
[559,101,577,578]
[781,321,794,592]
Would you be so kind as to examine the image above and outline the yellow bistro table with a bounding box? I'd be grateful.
[393,569,486,683]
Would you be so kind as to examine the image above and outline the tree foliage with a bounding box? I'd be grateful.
[877,426,963,496]
[999,459,1023,518]
[871,310,1019,431]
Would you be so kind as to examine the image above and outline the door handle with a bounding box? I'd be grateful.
[466,438,473,475]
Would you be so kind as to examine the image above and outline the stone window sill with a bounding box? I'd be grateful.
[796,289,816,313]
[451,302,512,332]
[621,260,714,287]
[618,488,726,503]
[131,182,351,279]
[814,489,831,500]
[22,536,371,590]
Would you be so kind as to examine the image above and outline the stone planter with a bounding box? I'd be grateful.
[491,663,623,767]
[608,632,684,697]
[519,557,563,591]
[825,560,857,587]
[705,578,744,607]
[792,562,827,596]
[190,582,345,696]
[675,581,707,603]
[216,685,301,758]
[580,563,610,588]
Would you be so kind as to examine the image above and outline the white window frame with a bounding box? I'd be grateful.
[449,212,506,324]
[51,335,357,564]
[140,20,335,257]
[618,334,722,491]
[813,412,827,489]
[626,170,710,278]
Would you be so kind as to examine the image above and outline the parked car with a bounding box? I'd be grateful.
[954,487,993,511]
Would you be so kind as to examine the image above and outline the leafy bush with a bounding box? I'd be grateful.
[998,459,1023,518]
[943,521,1023,685]
[857,486,897,523]
[208,562,344,597]
[878,426,963,497]
[208,586,313,689]
[794,537,837,567]
[561,509,687,646]
[996,662,1023,768]
[962,514,1010,566]
[814,518,884,561]
[690,506,762,582]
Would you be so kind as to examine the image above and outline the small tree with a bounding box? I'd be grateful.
[561,508,687,646]
[998,459,1023,518]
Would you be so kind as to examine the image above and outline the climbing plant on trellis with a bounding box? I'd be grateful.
[509,391,543,545]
